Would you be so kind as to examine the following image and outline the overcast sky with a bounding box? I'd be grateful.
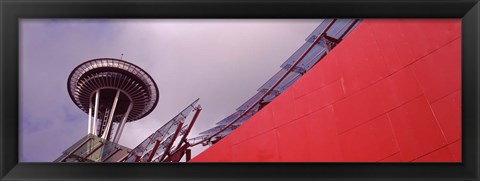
[19,19,322,162]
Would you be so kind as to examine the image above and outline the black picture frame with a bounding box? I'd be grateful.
[1,0,479,180]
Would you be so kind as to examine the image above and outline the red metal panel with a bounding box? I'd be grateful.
[191,19,461,162]
[448,140,461,161]
[275,115,310,162]
[368,20,417,72]
[400,20,461,60]
[413,145,456,162]
[412,38,461,102]
[276,106,343,162]
[231,106,274,144]
[334,67,423,134]
[338,114,400,162]
[292,54,342,98]
[430,91,461,144]
[293,79,345,118]
[333,21,391,95]
[231,131,279,162]
[270,88,297,127]
[400,21,439,59]
[306,106,343,162]
[420,19,462,44]
[190,136,232,162]
[378,153,404,162]
[388,96,447,161]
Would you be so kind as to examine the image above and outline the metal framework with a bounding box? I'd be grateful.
[122,99,201,162]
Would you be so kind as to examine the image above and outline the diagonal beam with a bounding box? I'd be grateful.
[146,139,161,162]
[112,102,133,144]
[174,106,202,152]
[163,142,190,162]
[158,121,184,162]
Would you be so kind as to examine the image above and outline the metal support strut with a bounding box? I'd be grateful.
[88,102,92,134]
[159,120,185,161]
[112,102,133,144]
[92,90,100,136]
[162,106,202,162]
[146,140,161,162]
[101,90,120,140]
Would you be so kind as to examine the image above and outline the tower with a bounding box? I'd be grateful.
[67,58,159,143]
[57,58,201,162]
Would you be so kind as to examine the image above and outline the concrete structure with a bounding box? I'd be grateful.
[191,19,461,162]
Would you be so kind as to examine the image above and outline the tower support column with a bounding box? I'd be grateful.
[93,90,100,136]
[88,102,92,134]
[113,102,133,144]
[101,89,121,140]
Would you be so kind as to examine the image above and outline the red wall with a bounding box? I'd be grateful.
[191,19,461,162]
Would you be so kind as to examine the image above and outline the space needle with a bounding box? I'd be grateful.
[67,58,159,144]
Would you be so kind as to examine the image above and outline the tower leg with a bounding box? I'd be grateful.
[101,89,120,140]
[112,102,133,144]
[93,90,100,136]
[87,103,92,135]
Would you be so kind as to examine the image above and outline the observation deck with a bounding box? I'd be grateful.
[67,58,159,142]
